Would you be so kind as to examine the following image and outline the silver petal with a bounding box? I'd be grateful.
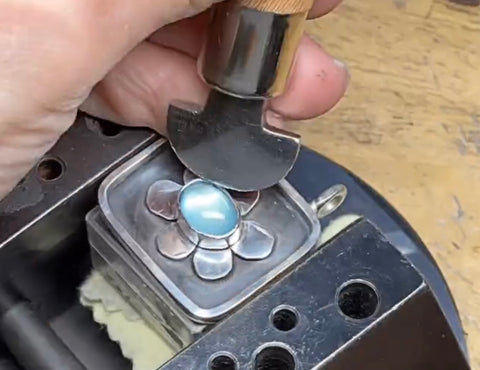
[146,180,182,220]
[156,223,196,260]
[198,237,230,250]
[227,226,242,246]
[177,217,200,245]
[232,221,274,260]
[183,169,199,185]
[193,249,233,281]
[230,190,260,216]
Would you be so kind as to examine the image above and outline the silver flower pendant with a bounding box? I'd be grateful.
[146,170,274,281]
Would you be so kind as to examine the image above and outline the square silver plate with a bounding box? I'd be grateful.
[98,140,320,323]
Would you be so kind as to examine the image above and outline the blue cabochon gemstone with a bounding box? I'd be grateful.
[179,180,240,238]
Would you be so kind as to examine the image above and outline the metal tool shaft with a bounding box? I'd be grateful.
[168,0,313,191]
[200,1,308,99]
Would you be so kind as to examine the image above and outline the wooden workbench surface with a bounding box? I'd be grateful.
[297,0,480,367]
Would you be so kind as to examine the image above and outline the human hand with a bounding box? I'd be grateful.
[0,0,348,199]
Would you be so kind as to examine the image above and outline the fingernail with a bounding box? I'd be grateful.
[264,110,285,129]
[334,58,351,85]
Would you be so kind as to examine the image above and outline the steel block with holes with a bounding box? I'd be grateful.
[0,113,470,370]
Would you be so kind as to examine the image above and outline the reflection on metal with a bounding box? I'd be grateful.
[199,2,307,99]
[193,249,233,281]
[197,237,230,251]
[147,177,274,281]
[166,3,306,191]
[167,91,300,191]
[155,224,196,260]
[311,184,348,219]
[230,190,260,216]
[183,169,197,185]
[182,169,260,216]
[98,140,320,323]
[231,221,274,260]
[146,180,182,220]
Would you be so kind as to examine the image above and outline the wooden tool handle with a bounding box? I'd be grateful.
[240,0,315,14]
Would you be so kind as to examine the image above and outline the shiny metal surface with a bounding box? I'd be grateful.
[226,225,243,246]
[182,169,197,185]
[156,224,196,260]
[145,180,181,220]
[159,216,274,280]
[145,177,248,250]
[200,2,307,98]
[176,217,200,246]
[197,237,230,251]
[231,221,274,260]
[311,184,348,219]
[98,140,320,322]
[167,91,300,191]
[176,216,232,252]
[145,171,274,279]
[168,2,306,191]
[231,190,260,216]
[193,249,233,281]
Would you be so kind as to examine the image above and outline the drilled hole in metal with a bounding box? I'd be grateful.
[86,117,123,137]
[254,346,295,370]
[338,281,379,320]
[37,158,64,182]
[271,306,298,332]
[209,352,237,370]
[97,121,123,137]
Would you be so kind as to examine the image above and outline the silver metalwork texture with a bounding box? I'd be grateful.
[197,237,230,251]
[167,3,306,191]
[230,190,260,216]
[167,90,300,192]
[199,2,307,98]
[193,249,233,281]
[311,184,348,219]
[98,140,320,322]
[183,169,197,185]
[155,223,196,260]
[231,221,274,260]
[145,177,272,280]
[145,180,181,220]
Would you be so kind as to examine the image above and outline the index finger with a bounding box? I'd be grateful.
[308,0,343,18]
